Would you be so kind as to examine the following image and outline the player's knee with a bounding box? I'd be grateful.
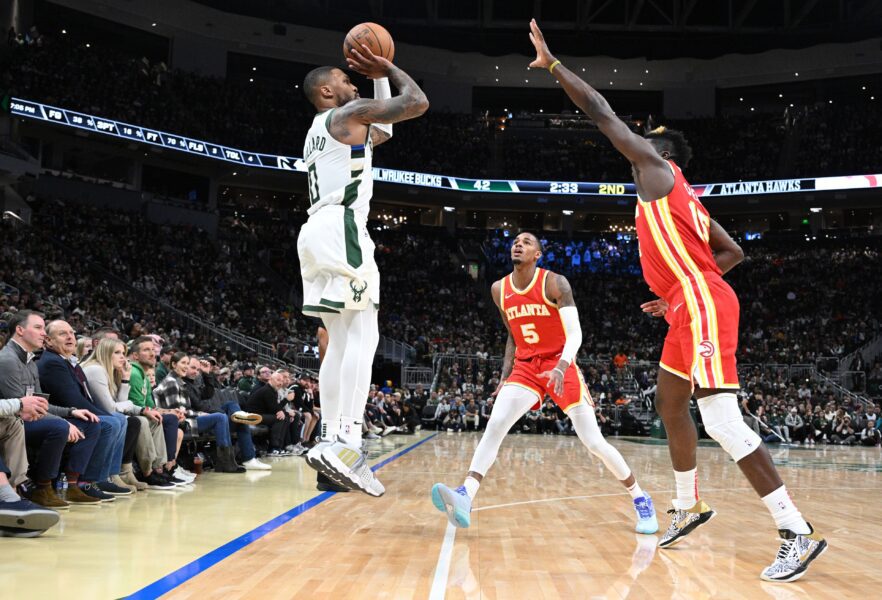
[485,417,508,438]
[583,436,607,455]
[698,393,761,462]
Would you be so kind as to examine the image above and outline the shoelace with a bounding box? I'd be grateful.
[775,537,796,563]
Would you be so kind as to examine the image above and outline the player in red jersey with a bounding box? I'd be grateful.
[431,232,658,535]
[528,20,826,582]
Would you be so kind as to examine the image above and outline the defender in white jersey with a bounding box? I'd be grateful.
[298,44,428,496]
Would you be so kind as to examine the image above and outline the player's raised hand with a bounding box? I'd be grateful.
[539,367,565,397]
[640,298,669,317]
[528,19,556,70]
[346,43,393,79]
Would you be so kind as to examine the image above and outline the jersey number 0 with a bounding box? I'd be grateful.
[307,163,320,206]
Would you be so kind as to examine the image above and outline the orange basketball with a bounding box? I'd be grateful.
[344,22,395,62]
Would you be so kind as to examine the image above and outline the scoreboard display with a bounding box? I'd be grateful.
[11,97,882,199]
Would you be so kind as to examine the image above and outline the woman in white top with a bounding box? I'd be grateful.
[82,339,173,491]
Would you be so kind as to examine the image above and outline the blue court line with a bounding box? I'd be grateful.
[127,433,439,599]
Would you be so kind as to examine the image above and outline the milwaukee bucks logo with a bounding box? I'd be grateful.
[350,280,368,302]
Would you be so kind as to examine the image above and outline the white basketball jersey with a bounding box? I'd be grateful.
[303,109,373,220]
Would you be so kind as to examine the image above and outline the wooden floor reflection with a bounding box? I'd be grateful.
[173,433,881,599]
[11,431,880,599]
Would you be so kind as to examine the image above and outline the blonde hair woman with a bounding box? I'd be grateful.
[76,336,92,362]
[81,339,175,490]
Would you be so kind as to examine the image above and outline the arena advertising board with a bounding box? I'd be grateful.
[11,97,882,199]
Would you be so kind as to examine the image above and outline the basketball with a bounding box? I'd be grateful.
[344,22,395,62]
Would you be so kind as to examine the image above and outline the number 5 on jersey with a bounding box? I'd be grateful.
[521,323,540,344]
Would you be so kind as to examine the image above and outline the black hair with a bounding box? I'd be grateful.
[8,310,44,334]
[644,127,693,168]
[515,231,544,255]
[170,352,189,367]
[130,335,154,354]
[303,66,338,106]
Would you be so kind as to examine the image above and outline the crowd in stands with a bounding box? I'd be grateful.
[738,365,882,447]
[5,31,882,184]
[2,26,881,545]
[483,230,882,367]
[0,304,342,537]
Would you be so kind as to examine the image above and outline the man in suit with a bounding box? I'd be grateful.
[0,311,102,508]
[38,320,128,501]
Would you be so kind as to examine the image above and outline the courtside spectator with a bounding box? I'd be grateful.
[0,310,102,507]
[38,320,129,501]
[153,353,244,473]
[127,336,188,484]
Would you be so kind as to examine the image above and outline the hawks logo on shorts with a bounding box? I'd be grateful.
[698,340,716,359]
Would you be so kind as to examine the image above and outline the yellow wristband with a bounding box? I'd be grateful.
[548,60,562,74]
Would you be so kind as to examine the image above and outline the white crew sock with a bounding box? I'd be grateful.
[463,476,481,499]
[0,484,20,503]
[672,468,699,510]
[626,481,644,500]
[762,485,811,534]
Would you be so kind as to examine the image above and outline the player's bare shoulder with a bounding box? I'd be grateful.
[490,278,505,308]
[544,270,575,307]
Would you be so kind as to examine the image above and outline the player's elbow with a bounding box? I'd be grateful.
[414,94,430,116]
[731,243,745,265]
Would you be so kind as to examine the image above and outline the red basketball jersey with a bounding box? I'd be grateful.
[635,160,722,302]
[499,268,566,361]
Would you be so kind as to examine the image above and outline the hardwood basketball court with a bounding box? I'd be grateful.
[10,432,880,599]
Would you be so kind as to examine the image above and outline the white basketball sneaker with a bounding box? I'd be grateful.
[319,437,385,497]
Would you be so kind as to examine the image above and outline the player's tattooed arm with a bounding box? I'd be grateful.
[708,219,745,275]
[545,273,575,308]
[369,127,392,146]
[341,47,429,126]
[528,19,673,200]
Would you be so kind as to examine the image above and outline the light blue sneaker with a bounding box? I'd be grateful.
[431,483,472,528]
[634,494,659,534]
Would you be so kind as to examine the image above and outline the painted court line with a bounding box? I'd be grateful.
[127,433,438,599]
[429,523,458,600]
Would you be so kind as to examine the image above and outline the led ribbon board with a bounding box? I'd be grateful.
[11,97,882,198]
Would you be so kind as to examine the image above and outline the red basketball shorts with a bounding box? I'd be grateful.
[504,355,594,412]
[660,273,740,389]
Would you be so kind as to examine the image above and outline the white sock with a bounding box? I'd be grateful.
[463,476,480,499]
[672,468,699,510]
[321,420,340,442]
[0,484,20,503]
[626,481,644,500]
[339,416,362,447]
[762,485,810,534]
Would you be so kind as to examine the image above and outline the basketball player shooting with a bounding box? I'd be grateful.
[298,44,429,496]
[432,232,658,535]
[527,19,826,582]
